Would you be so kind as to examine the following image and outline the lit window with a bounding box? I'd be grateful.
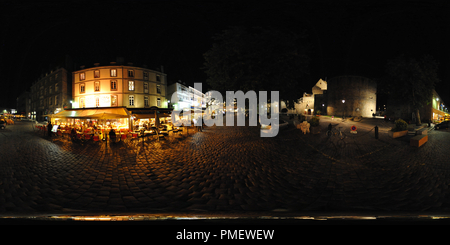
[157,98,161,107]
[128,70,134,77]
[80,83,85,93]
[157,85,161,94]
[94,70,100,78]
[128,81,135,91]
[129,95,135,106]
[110,80,117,91]
[95,97,100,107]
[111,69,117,77]
[80,73,85,81]
[144,82,148,93]
[144,96,149,107]
[111,95,117,107]
[94,81,100,92]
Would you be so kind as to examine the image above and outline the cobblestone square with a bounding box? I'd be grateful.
[1,117,450,217]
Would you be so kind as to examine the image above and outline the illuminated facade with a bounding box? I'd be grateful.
[72,63,167,110]
[429,90,449,122]
[167,81,206,111]
[386,90,448,123]
[280,78,327,115]
[280,76,377,118]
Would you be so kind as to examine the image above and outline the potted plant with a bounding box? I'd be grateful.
[309,116,320,134]
[388,118,408,138]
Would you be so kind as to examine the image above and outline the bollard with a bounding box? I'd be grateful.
[375,125,378,139]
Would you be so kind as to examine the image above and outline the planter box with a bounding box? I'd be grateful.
[311,126,320,134]
[388,130,408,138]
[410,135,428,147]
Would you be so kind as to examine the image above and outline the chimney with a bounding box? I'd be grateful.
[116,57,124,65]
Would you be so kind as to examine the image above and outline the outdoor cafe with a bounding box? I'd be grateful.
[49,107,132,142]
[47,106,177,143]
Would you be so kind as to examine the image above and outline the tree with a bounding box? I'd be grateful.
[381,54,440,125]
[202,26,309,109]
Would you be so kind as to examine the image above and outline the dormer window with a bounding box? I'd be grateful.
[79,73,85,81]
[111,69,117,77]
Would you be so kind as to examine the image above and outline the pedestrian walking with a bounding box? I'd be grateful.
[47,121,53,137]
[197,116,203,132]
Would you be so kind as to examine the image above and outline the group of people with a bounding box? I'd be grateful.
[46,121,120,143]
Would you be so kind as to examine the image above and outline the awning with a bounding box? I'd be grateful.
[133,114,157,119]
[53,107,130,119]
[129,107,173,119]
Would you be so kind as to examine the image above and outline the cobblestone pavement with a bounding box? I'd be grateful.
[1,117,450,217]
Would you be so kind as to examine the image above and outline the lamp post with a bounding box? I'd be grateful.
[342,100,345,119]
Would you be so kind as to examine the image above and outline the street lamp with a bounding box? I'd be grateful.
[342,100,345,118]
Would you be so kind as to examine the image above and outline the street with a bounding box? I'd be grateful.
[1,117,450,218]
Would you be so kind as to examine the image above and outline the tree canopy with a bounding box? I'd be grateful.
[381,54,440,124]
[202,26,310,108]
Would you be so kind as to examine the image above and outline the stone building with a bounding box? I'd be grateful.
[280,78,327,115]
[326,75,377,118]
[280,76,377,118]
[30,66,72,121]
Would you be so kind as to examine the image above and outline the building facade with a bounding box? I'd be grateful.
[387,90,449,123]
[16,91,31,118]
[167,81,205,111]
[30,67,72,121]
[280,78,328,115]
[280,76,377,118]
[72,63,167,110]
[326,76,377,118]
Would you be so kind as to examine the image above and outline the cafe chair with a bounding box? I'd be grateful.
[84,134,92,141]
[121,133,127,143]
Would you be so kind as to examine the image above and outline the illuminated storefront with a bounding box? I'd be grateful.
[51,107,132,131]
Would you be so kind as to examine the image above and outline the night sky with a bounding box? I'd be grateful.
[1,0,449,109]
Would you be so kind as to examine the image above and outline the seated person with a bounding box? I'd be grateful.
[70,128,77,139]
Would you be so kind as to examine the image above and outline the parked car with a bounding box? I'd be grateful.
[0,119,6,130]
[435,121,450,130]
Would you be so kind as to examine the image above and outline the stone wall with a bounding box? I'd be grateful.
[326,76,377,117]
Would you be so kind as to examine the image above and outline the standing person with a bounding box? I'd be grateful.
[47,121,53,138]
[109,128,116,144]
[193,117,201,132]
[196,116,203,132]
